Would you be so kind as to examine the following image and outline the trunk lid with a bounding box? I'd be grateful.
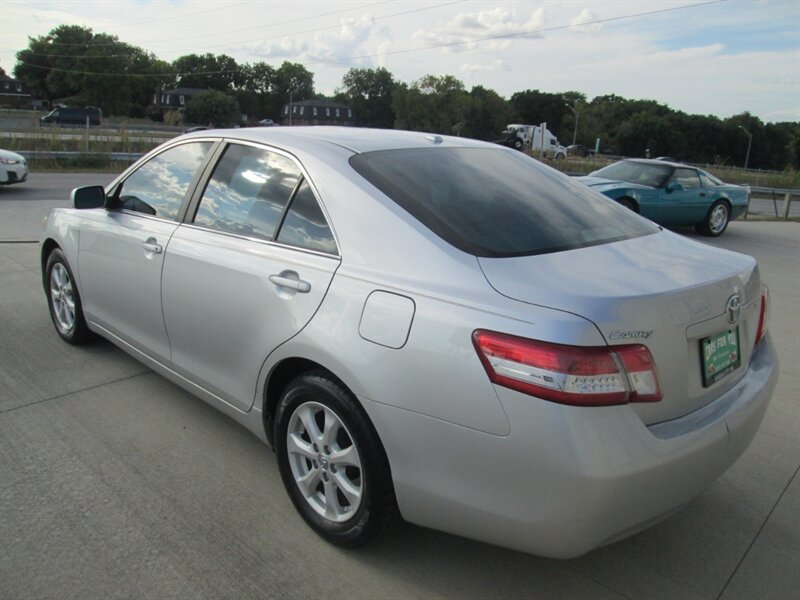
[478,230,762,424]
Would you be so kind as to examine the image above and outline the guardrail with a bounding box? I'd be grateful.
[748,186,800,220]
[18,150,144,162]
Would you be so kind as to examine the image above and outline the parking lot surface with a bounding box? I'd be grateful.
[1,175,798,599]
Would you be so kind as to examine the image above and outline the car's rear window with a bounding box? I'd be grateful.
[591,161,672,188]
[350,147,658,257]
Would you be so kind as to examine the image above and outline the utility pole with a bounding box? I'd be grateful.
[738,125,752,170]
[288,89,293,126]
[564,102,578,146]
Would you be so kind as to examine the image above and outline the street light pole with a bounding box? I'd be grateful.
[738,125,752,170]
[564,102,578,146]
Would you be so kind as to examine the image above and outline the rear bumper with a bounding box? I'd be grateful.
[732,202,748,220]
[363,334,778,558]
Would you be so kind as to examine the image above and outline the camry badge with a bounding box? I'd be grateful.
[725,294,741,324]
[609,330,653,340]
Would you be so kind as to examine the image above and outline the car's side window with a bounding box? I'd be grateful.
[116,142,212,220]
[700,173,719,187]
[276,180,338,255]
[670,168,701,189]
[194,144,301,240]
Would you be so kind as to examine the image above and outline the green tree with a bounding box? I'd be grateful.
[338,67,395,128]
[14,25,175,117]
[393,74,469,134]
[462,85,511,141]
[184,90,240,126]
[273,62,313,100]
[173,53,238,91]
[510,90,575,141]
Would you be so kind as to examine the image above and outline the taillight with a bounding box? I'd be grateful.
[472,330,662,406]
[755,284,770,345]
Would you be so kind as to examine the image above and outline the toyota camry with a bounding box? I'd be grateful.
[41,128,778,558]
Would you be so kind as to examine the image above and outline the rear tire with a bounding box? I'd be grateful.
[45,249,93,344]
[699,200,730,236]
[275,371,398,548]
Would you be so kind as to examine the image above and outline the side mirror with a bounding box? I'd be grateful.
[71,185,106,209]
[665,181,683,193]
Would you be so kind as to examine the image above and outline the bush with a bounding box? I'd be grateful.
[163,110,183,126]
[184,91,240,127]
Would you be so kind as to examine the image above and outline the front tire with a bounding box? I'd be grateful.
[45,249,93,344]
[617,197,638,212]
[275,371,398,548]
[699,200,730,236]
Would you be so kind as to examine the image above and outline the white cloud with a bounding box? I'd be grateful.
[413,8,546,53]
[308,15,376,62]
[460,59,506,76]
[570,9,602,34]
[248,37,310,60]
[245,15,382,65]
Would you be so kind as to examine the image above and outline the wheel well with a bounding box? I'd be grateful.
[618,196,639,212]
[716,198,732,210]
[263,357,345,446]
[40,239,60,287]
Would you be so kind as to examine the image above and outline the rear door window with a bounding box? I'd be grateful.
[276,180,337,255]
[193,143,301,240]
[669,168,702,189]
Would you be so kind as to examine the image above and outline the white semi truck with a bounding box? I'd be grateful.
[497,123,567,159]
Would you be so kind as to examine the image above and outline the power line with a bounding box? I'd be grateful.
[119,0,256,28]
[39,0,393,47]
[14,0,729,78]
[19,0,465,59]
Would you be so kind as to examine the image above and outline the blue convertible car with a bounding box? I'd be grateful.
[579,159,750,236]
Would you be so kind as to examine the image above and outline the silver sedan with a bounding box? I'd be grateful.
[41,127,778,558]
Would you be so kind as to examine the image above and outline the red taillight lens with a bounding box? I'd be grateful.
[472,330,662,406]
[755,284,770,345]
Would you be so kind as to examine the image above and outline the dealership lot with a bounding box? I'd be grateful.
[1,175,798,599]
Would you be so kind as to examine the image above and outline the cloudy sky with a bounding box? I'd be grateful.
[2,0,798,122]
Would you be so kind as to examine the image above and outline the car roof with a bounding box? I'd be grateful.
[624,158,687,169]
[180,126,490,155]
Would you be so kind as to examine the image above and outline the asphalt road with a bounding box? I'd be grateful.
[1,175,798,599]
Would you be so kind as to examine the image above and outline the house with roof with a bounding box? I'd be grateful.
[0,75,33,108]
[148,87,208,120]
[281,99,354,126]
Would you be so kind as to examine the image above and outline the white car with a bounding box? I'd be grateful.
[0,149,28,185]
[41,127,778,558]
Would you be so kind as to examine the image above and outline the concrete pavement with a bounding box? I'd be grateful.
[0,177,798,598]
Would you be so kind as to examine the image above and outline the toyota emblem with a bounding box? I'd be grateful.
[725,294,741,324]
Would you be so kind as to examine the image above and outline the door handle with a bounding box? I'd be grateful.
[142,240,163,254]
[699,192,706,197]
[269,274,311,293]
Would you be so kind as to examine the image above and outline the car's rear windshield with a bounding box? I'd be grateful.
[591,161,672,188]
[350,147,658,257]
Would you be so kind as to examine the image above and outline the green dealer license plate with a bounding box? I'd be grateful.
[701,327,741,387]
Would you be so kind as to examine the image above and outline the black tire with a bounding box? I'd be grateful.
[513,138,524,151]
[699,200,730,237]
[45,249,93,344]
[617,197,638,212]
[275,371,398,548]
